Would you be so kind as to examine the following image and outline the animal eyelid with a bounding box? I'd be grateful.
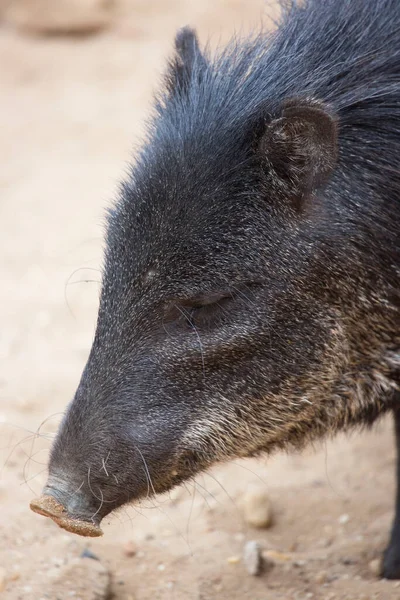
[182,291,233,308]
[162,282,261,323]
[176,282,262,309]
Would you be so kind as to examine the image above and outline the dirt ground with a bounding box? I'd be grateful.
[1,1,400,599]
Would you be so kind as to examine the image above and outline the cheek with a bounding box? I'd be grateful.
[147,299,342,420]
[176,323,347,460]
[179,413,261,464]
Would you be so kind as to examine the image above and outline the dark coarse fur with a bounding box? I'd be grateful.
[44,0,399,577]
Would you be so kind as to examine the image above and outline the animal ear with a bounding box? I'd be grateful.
[258,98,338,209]
[165,26,206,95]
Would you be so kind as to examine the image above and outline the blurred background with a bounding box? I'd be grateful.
[0,1,399,599]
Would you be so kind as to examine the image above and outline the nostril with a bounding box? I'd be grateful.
[44,477,100,518]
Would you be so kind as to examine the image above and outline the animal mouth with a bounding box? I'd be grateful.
[30,494,103,537]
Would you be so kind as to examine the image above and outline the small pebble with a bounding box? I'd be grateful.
[227,556,240,565]
[338,513,350,524]
[263,550,291,563]
[80,548,99,561]
[157,564,165,572]
[293,560,307,567]
[122,541,136,557]
[243,541,262,576]
[368,558,382,577]
[314,570,328,584]
[241,488,273,529]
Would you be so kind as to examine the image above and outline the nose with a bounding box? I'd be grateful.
[30,481,104,537]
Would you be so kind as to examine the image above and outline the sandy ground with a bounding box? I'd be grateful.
[1,1,400,599]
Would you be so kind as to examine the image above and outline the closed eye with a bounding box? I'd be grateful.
[182,294,233,328]
[163,284,260,330]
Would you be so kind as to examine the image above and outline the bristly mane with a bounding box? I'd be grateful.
[119,0,399,282]
[156,0,400,125]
